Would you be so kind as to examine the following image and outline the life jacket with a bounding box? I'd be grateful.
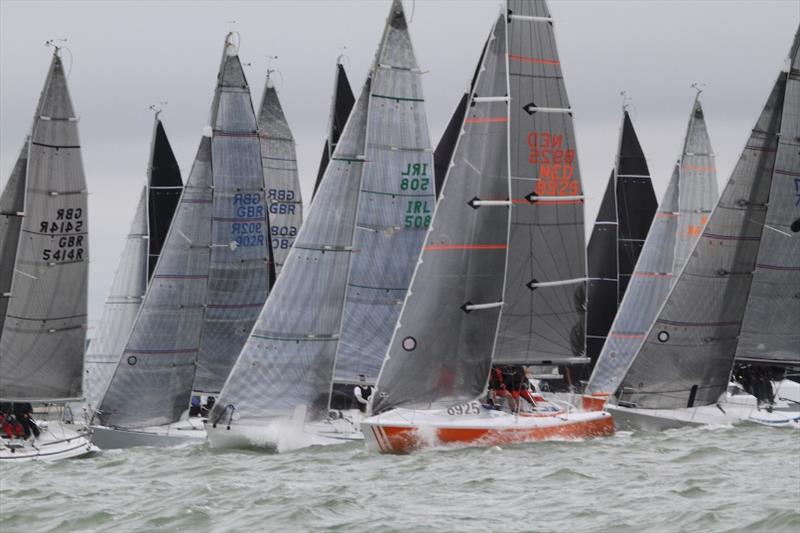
[359,386,372,401]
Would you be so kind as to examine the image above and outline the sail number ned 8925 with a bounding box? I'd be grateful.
[446,401,482,416]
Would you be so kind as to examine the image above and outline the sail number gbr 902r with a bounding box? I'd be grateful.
[40,208,85,263]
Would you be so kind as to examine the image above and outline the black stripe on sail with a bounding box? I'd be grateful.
[148,120,183,278]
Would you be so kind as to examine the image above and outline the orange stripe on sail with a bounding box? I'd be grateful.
[424,244,507,251]
[464,116,508,124]
[508,54,560,65]
[682,164,714,173]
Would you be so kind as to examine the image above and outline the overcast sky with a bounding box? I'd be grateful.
[1,0,797,324]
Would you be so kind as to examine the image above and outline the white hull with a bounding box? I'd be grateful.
[91,419,207,449]
[207,410,364,452]
[608,401,800,431]
[0,421,98,462]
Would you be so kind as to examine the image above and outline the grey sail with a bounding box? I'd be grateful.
[193,38,271,394]
[493,0,588,366]
[333,0,436,385]
[618,74,788,409]
[586,97,718,397]
[314,62,355,200]
[258,73,303,278]
[83,188,148,411]
[0,140,28,338]
[97,136,213,428]
[0,51,88,402]
[372,14,509,414]
[211,80,370,423]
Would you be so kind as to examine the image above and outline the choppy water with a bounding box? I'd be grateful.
[1,425,799,532]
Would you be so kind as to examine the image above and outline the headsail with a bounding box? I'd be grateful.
[585,111,657,373]
[147,118,183,277]
[372,14,509,414]
[211,80,370,422]
[333,0,436,385]
[314,62,355,200]
[0,140,29,338]
[618,73,788,409]
[83,188,148,411]
[494,0,587,366]
[258,72,303,278]
[193,36,271,394]
[587,97,718,397]
[97,135,213,428]
[434,94,469,199]
[0,51,88,402]
[734,32,800,366]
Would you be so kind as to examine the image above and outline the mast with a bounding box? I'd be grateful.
[193,34,271,395]
[371,13,510,414]
[314,60,355,200]
[0,48,89,403]
[257,69,303,279]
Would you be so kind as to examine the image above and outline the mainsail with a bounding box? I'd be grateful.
[333,0,436,385]
[193,36,271,394]
[585,111,657,373]
[0,50,89,402]
[258,72,303,278]
[434,93,469,199]
[212,80,371,422]
[0,140,28,338]
[84,116,182,410]
[493,0,587,366]
[97,135,213,428]
[147,118,183,277]
[587,97,718,397]
[734,33,800,367]
[314,61,355,200]
[618,74,788,409]
[372,13,509,414]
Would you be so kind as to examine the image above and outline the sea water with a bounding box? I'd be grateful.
[1,424,798,532]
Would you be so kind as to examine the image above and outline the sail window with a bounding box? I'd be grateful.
[127,356,138,366]
[657,331,670,343]
[402,337,417,351]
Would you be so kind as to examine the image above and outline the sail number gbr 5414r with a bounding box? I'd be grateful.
[40,207,85,263]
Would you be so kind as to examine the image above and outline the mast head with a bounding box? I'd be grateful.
[148,101,167,120]
[224,31,240,57]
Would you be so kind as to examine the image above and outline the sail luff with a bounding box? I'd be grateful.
[618,73,787,409]
[0,51,88,402]
[372,14,509,414]
[257,73,303,279]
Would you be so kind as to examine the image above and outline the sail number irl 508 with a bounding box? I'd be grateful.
[40,208,85,263]
[401,162,432,229]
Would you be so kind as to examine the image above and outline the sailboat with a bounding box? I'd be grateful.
[314,59,355,200]
[208,0,435,451]
[0,47,97,461]
[258,69,303,279]
[587,29,800,430]
[578,109,657,386]
[583,92,719,411]
[361,0,613,454]
[82,112,182,416]
[92,34,270,448]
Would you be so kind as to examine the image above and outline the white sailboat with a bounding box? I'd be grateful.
[0,47,98,461]
[208,0,435,451]
[586,29,800,430]
[362,0,613,454]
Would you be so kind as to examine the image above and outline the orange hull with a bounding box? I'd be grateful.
[366,414,615,454]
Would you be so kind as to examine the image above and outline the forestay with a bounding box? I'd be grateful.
[84,189,148,411]
[585,111,657,373]
[371,14,509,414]
[494,0,587,366]
[211,81,370,423]
[587,98,718,397]
[258,74,303,277]
[314,62,355,200]
[97,135,213,428]
[619,74,787,409]
[735,32,800,366]
[194,38,270,394]
[334,0,436,385]
[0,52,88,402]
[0,140,28,338]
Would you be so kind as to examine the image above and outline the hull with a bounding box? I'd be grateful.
[91,420,206,450]
[607,401,800,431]
[207,410,364,452]
[361,407,614,454]
[0,421,98,462]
